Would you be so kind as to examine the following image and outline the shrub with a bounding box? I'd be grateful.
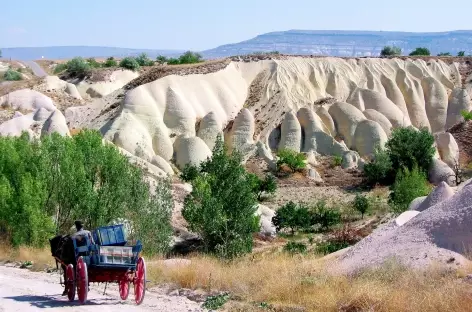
[388,166,432,214]
[65,57,91,77]
[461,110,472,121]
[103,57,118,67]
[283,241,307,254]
[437,52,451,56]
[316,224,364,255]
[363,146,393,185]
[119,57,140,71]
[86,58,101,68]
[276,149,306,172]
[182,134,259,259]
[352,194,370,219]
[180,164,200,182]
[272,201,311,234]
[203,293,230,310]
[409,47,431,56]
[380,46,402,56]
[386,127,435,175]
[136,53,155,66]
[178,51,203,64]
[310,200,341,231]
[331,155,342,167]
[53,63,68,74]
[156,55,168,64]
[0,130,173,254]
[3,69,22,81]
[458,51,466,57]
[247,173,277,201]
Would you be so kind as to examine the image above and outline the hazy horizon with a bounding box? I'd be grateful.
[2,0,472,51]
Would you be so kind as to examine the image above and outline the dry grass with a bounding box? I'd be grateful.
[149,253,472,312]
[0,243,54,271]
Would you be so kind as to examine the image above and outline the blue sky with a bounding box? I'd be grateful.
[1,0,472,51]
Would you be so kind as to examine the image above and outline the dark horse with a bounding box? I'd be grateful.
[49,234,76,294]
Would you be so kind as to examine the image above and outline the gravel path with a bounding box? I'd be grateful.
[21,61,47,77]
[0,265,204,312]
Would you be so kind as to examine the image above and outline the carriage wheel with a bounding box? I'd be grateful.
[76,256,88,304]
[66,264,76,301]
[119,277,130,300]
[133,257,146,305]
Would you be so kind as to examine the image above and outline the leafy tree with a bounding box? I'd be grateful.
[178,51,203,64]
[458,51,466,57]
[409,47,431,56]
[136,53,155,66]
[363,146,394,185]
[437,52,451,56]
[4,69,22,81]
[103,57,118,67]
[0,130,173,254]
[182,134,259,259]
[156,55,168,64]
[380,46,402,56]
[388,165,432,213]
[385,127,435,175]
[53,63,68,74]
[65,57,92,77]
[86,58,102,68]
[119,57,140,71]
[247,173,277,201]
[272,201,311,234]
[310,200,341,231]
[276,149,306,172]
[352,194,370,219]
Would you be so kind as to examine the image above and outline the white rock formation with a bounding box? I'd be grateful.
[256,204,276,237]
[428,158,455,186]
[173,136,212,170]
[197,111,222,151]
[415,181,455,212]
[434,132,459,168]
[0,89,56,112]
[363,109,392,136]
[41,110,70,137]
[446,88,471,129]
[353,120,388,157]
[279,111,301,152]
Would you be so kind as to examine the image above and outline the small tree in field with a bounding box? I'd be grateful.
[182,134,259,259]
[458,51,466,57]
[409,47,430,56]
[352,194,370,219]
[380,46,402,57]
[247,173,277,201]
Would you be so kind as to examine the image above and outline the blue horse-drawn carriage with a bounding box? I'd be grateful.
[50,224,146,305]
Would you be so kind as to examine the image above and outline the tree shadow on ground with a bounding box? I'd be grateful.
[4,294,123,308]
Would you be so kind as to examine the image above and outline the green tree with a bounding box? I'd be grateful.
[388,166,432,213]
[458,51,466,57]
[310,200,341,231]
[272,201,311,234]
[380,46,402,56]
[352,194,370,219]
[86,58,102,68]
[65,57,92,77]
[182,134,259,259]
[385,127,435,175]
[136,53,155,66]
[363,146,394,185]
[247,173,277,201]
[103,57,118,67]
[178,51,203,64]
[437,52,451,56]
[156,55,168,64]
[409,47,431,56]
[119,57,140,71]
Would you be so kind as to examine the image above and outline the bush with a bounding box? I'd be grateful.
[0,130,173,254]
[386,127,435,175]
[178,51,203,64]
[458,51,466,57]
[352,194,370,219]
[461,110,472,121]
[380,46,402,56]
[119,57,140,71]
[182,134,259,259]
[388,166,432,214]
[86,58,102,68]
[3,69,22,81]
[363,146,393,185]
[316,224,364,255]
[272,201,311,234]
[276,149,306,172]
[310,200,341,231]
[136,53,155,66]
[65,57,91,77]
[156,55,168,64]
[103,57,118,67]
[247,173,277,201]
[53,63,68,74]
[437,52,451,56]
[283,241,307,254]
[409,47,431,56]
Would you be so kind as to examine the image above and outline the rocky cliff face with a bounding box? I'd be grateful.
[98,56,471,179]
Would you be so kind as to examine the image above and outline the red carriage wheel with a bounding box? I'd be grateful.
[66,264,76,301]
[119,277,130,300]
[76,256,88,304]
[133,257,146,305]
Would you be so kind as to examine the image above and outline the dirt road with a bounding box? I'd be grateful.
[20,61,47,77]
[0,265,204,312]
